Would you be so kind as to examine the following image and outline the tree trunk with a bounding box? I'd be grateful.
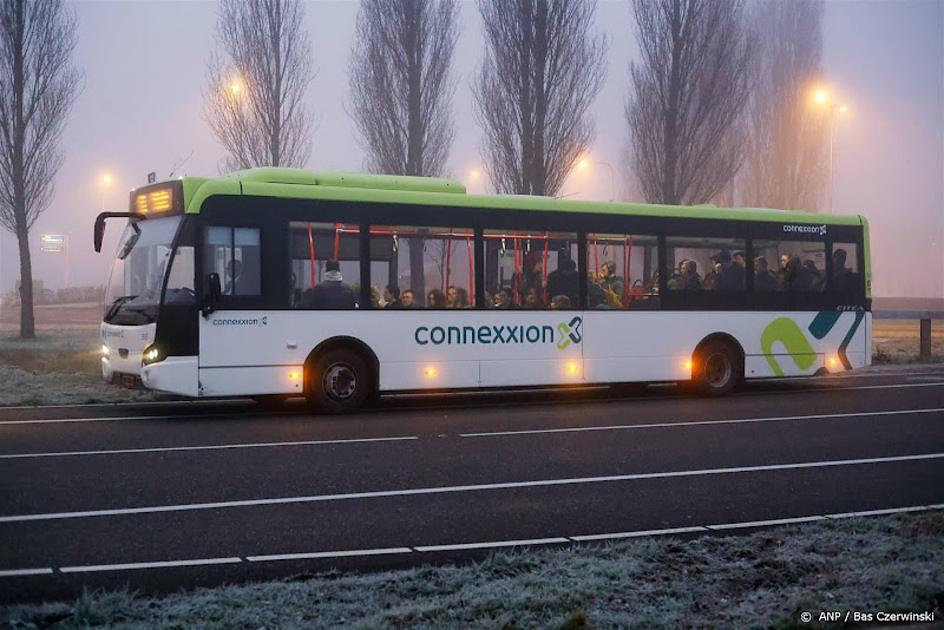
[16,225,35,339]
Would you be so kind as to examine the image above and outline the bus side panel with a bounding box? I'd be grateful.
[581,310,868,382]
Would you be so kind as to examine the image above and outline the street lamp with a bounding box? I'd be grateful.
[811,88,849,214]
[99,172,113,211]
[575,156,616,202]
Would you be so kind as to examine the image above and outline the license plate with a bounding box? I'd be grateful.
[121,374,137,387]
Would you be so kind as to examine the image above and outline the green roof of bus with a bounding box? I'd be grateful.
[177,167,863,226]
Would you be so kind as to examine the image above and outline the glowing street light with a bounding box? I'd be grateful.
[99,171,114,211]
[227,77,245,99]
[810,86,850,214]
[574,155,615,202]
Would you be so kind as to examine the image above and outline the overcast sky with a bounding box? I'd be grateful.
[0,0,941,298]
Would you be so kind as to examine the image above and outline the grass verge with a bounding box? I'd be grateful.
[2,512,942,628]
[0,333,161,406]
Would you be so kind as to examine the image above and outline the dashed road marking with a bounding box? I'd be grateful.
[0,435,419,460]
[2,452,942,524]
[459,407,944,438]
[2,504,941,578]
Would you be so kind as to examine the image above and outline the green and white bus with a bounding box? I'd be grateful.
[95,167,871,412]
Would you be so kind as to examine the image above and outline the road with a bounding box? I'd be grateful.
[1,366,943,603]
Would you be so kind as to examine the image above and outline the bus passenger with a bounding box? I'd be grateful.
[384,285,402,309]
[714,250,745,290]
[598,260,624,306]
[309,260,356,309]
[832,249,850,290]
[515,252,543,304]
[450,287,470,308]
[426,289,447,308]
[547,256,578,305]
[550,294,571,310]
[401,289,415,308]
[524,286,543,309]
[446,285,457,305]
[494,287,514,309]
[754,257,778,291]
[668,260,702,290]
[370,285,382,308]
[803,260,824,291]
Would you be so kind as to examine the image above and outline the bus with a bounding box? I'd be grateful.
[95,167,871,412]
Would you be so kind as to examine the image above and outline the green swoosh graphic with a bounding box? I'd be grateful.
[837,311,865,369]
[761,318,818,376]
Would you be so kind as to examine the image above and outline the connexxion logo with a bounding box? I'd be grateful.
[783,224,827,236]
[415,316,582,351]
[212,316,268,327]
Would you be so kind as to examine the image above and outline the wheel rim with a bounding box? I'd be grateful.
[704,352,732,388]
[323,362,357,401]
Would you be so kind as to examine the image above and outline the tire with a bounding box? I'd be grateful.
[692,340,741,396]
[305,348,372,414]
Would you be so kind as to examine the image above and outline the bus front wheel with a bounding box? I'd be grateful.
[692,340,741,396]
[305,348,372,414]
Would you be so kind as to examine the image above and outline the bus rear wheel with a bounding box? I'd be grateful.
[692,340,740,396]
[305,348,372,414]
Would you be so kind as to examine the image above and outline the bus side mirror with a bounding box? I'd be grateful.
[94,217,106,253]
[203,272,221,318]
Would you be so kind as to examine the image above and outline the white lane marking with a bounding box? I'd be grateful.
[415,537,570,552]
[706,515,827,530]
[0,567,53,577]
[823,505,930,520]
[0,413,262,426]
[0,436,419,460]
[2,452,942,524]
[828,382,944,391]
[59,557,243,574]
[570,505,944,542]
[0,399,249,411]
[248,548,412,562]
[459,407,944,438]
[571,526,707,541]
[2,505,941,578]
[2,381,943,425]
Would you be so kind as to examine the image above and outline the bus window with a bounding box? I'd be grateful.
[666,236,746,292]
[204,226,261,296]
[753,239,826,292]
[830,242,860,293]
[586,234,659,309]
[369,225,475,309]
[483,230,578,309]
[289,222,359,309]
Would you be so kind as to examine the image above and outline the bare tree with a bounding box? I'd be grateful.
[741,0,827,211]
[349,0,458,300]
[626,0,754,205]
[0,0,82,338]
[349,0,458,178]
[204,0,313,171]
[474,0,607,197]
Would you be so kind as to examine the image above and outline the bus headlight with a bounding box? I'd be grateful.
[142,345,162,365]
[101,344,110,357]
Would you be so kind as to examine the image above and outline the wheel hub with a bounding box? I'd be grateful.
[704,353,732,388]
[323,363,357,400]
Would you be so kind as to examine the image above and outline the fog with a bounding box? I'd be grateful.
[0,0,941,299]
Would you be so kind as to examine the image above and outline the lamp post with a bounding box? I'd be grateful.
[577,157,616,202]
[100,172,112,211]
[811,89,849,214]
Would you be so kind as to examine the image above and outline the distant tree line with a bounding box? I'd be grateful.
[0,0,829,338]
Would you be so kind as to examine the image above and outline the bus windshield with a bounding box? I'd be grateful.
[104,216,190,325]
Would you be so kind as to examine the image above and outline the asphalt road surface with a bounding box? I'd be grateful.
[2,366,943,603]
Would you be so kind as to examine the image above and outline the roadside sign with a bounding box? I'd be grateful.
[147,171,156,184]
[40,234,65,253]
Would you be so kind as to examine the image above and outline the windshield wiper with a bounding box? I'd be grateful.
[105,295,136,321]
